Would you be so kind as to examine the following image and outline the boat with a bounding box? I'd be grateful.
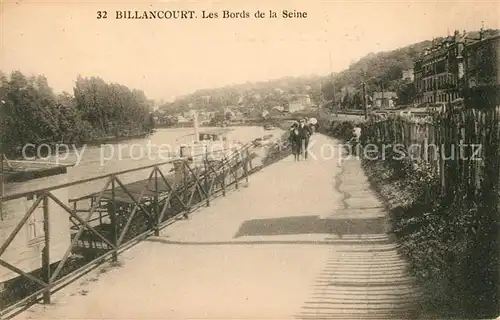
[176,112,242,166]
[253,134,274,147]
[264,124,275,130]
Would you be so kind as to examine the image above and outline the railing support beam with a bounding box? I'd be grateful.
[42,194,51,304]
[111,178,118,262]
[154,167,160,236]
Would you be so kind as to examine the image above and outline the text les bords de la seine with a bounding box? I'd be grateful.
[108,10,308,20]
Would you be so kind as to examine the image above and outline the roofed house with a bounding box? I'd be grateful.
[373,92,398,108]
[286,103,305,113]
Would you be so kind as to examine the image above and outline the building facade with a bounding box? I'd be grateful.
[414,30,467,105]
[463,35,500,108]
[293,94,312,107]
[414,28,499,107]
[286,103,305,113]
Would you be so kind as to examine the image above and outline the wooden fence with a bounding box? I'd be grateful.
[359,106,500,316]
[363,107,500,199]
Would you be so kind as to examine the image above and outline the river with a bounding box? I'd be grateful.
[5,126,284,199]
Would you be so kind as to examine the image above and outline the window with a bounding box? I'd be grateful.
[26,194,45,244]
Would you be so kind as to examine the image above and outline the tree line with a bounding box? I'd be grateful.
[320,40,431,109]
[159,40,431,115]
[160,76,324,114]
[0,71,155,158]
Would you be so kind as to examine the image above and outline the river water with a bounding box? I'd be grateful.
[6,126,284,199]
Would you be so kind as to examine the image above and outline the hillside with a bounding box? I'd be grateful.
[325,28,499,107]
[159,29,498,113]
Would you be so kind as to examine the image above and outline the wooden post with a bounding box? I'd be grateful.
[234,152,240,190]
[42,194,51,304]
[154,167,160,236]
[222,160,227,196]
[243,149,249,187]
[439,114,447,194]
[110,178,118,262]
[362,82,367,120]
[204,155,210,207]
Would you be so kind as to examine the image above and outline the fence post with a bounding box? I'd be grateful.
[204,157,210,207]
[221,159,227,196]
[42,193,51,304]
[234,152,239,190]
[243,149,249,187]
[154,167,160,236]
[110,178,118,262]
[439,120,446,194]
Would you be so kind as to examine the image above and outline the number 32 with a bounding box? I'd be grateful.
[97,11,107,19]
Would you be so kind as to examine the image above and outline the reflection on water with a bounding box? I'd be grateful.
[8,126,283,199]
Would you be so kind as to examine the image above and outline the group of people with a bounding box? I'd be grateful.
[288,117,317,161]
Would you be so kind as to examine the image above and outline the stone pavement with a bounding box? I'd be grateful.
[16,134,421,320]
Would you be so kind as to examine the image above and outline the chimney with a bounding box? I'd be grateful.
[479,21,485,40]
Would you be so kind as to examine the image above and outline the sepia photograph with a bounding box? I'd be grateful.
[0,0,499,319]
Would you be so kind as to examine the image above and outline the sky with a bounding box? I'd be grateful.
[1,0,499,101]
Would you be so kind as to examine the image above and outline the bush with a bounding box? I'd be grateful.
[318,120,356,141]
[361,142,494,318]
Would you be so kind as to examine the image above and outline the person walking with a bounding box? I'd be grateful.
[309,117,318,134]
[297,118,312,160]
[349,124,362,157]
[288,122,301,161]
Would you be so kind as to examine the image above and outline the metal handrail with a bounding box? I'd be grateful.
[0,135,292,318]
[0,139,277,316]
[0,142,253,202]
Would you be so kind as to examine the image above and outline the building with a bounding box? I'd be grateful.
[413,27,498,106]
[373,92,397,108]
[293,94,312,107]
[286,103,305,113]
[402,69,415,82]
[177,115,191,124]
[1,160,72,283]
[463,35,500,108]
[414,30,467,105]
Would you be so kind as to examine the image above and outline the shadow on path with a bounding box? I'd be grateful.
[233,215,386,238]
[146,237,393,246]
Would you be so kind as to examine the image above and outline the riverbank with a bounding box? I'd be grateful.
[85,131,153,146]
[4,131,155,161]
[4,127,285,200]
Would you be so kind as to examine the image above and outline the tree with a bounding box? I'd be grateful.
[392,79,416,106]
[0,70,156,158]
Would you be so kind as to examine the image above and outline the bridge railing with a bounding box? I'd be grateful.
[0,142,271,318]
